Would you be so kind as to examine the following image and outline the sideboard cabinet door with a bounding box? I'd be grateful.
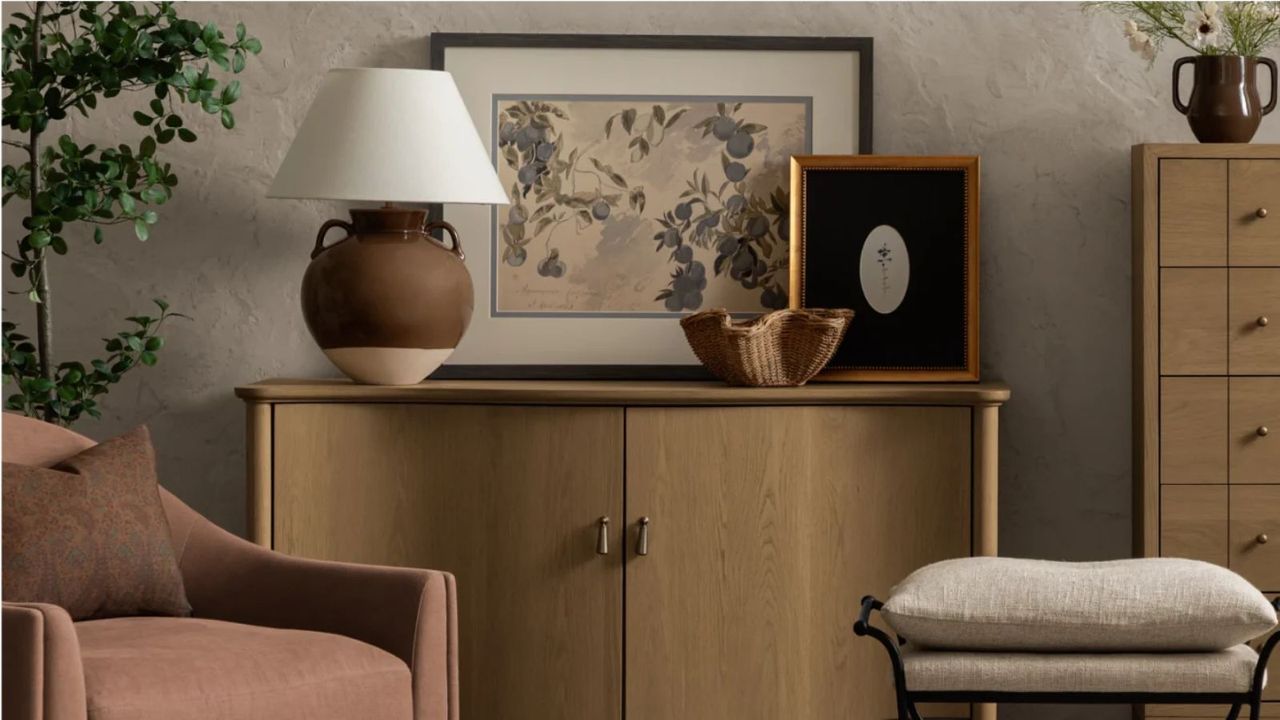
[272,404,624,720]
[623,406,972,720]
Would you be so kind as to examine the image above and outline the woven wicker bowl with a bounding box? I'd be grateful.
[680,308,854,387]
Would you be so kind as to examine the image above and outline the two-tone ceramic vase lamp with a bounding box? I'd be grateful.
[268,68,507,385]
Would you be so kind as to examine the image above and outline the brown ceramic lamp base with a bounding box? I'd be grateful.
[301,205,473,385]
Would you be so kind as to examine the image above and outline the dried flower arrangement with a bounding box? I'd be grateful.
[1087,1,1280,63]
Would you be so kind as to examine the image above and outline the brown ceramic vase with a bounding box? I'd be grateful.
[301,207,473,385]
[1173,55,1277,143]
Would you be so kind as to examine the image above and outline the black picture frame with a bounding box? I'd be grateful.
[790,155,980,382]
[428,33,873,381]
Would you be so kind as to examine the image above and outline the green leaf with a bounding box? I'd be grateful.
[140,135,156,158]
[133,111,152,126]
[144,336,164,351]
[127,336,144,352]
[242,37,262,54]
[134,218,150,241]
[50,236,67,255]
[156,128,175,144]
[149,98,165,116]
[231,50,245,73]
[119,193,136,213]
[236,22,246,41]
[139,351,157,366]
[142,210,158,225]
[28,230,51,248]
[177,128,196,143]
[221,80,241,104]
[220,108,234,129]
[93,227,104,244]
[164,114,183,128]
[154,298,170,311]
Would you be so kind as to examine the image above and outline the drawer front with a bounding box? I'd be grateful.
[1161,159,1227,266]
[1161,377,1227,484]
[1231,377,1280,484]
[1230,268,1280,374]
[1230,485,1280,590]
[1160,485,1228,565]
[1161,268,1228,375]
[1230,159,1280,266]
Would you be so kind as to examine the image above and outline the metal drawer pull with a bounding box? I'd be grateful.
[1259,426,1271,437]
[1258,316,1270,328]
[1257,207,1269,219]
[1258,533,1270,545]
[636,517,650,556]
[596,516,610,555]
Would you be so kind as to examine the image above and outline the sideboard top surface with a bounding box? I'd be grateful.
[236,378,1011,406]
[1132,143,1280,159]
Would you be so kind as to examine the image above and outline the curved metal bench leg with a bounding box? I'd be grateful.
[907,702,923,720]
[1225,703,1241,720]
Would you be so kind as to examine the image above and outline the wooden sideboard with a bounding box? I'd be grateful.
[1132,144,1280,720]
[236,379,1009,720]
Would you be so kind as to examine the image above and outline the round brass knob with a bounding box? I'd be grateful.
[1258,316,1271,328]
[1258,533,1270,545]
[1260,426,1272,437]
[1257,208,1269,219]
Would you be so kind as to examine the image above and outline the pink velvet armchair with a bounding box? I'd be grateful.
[1,414,458,720]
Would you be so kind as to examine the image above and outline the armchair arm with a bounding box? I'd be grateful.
[2,602,87,720]
[172,510,457,720]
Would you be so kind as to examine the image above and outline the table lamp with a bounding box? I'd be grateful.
[269,68,507,385]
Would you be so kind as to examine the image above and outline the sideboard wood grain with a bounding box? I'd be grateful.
[239,379,1008,720]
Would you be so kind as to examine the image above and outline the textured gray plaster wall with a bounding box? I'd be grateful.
[1,7,1273,715]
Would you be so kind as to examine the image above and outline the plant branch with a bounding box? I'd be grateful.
[1134,3,1201,54]
[29,2,54,398]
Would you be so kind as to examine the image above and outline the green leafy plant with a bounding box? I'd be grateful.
[1086,2,1280,63]
[1,2,261,425]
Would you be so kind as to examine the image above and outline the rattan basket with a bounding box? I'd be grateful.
[680,308,854,387]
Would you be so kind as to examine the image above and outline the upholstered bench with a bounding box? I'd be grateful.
[855,558,1280,720]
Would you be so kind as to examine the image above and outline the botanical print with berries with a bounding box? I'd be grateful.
[493,95,810,316]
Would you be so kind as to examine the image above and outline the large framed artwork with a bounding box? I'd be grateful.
[790,155,979,382]
[428,33,872,379]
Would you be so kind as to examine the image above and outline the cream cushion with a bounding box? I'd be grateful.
[901,644,1263,694]
[882,557,1277,652]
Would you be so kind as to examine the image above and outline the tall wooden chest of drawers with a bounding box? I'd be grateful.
[1133,144,1280,719]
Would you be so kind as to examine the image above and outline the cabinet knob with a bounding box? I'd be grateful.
[636,517,650,557]
[1257,208,1269,219]
[1258,316,1270,328]
[596,516,610,555]
[1259,426,1271,437]
[1258,533,1270,545]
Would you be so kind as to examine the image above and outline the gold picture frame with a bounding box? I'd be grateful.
[790,155,980,381]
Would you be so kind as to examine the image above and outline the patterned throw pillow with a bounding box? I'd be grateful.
[2,425,191,619]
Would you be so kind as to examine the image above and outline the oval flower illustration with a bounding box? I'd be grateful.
[859,224,909,315]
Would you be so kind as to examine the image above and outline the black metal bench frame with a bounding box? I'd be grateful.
[854,595,1280,720]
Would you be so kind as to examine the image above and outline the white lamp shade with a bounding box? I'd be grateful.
[268,68,508,205]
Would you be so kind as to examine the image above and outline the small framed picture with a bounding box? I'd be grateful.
[789,156,979,381]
